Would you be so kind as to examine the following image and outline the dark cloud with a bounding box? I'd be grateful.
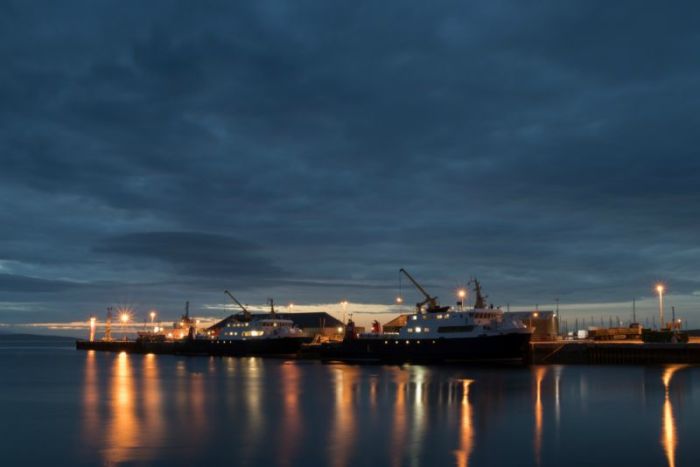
[95,231,284,279]
[0,273,82,293]
[1,0,700,327]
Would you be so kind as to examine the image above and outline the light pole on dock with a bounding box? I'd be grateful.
[656,284,665,329]
[120,312,129,341]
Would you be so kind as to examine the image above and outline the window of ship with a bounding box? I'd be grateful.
[437,325,475,333]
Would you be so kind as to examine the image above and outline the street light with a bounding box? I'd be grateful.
[656,284,665,329]
[340,300,348,324]
[457,289,466,311]
[120,312,129,341]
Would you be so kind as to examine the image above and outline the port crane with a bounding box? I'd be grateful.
[399,268,447,313]
[225,290,252,321]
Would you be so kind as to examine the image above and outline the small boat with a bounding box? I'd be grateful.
[320,270,532,364]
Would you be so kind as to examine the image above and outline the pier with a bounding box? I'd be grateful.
[531,340,700,365]
[77,338,700,365]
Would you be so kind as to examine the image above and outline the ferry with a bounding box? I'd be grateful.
[320,269,532,364]
[206,314,312,355]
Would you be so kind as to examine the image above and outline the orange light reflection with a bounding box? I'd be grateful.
[453,379,474,467]
[534,366,548,466]
[661,365,688,467]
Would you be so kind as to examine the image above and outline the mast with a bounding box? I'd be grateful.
[468,278,488,309]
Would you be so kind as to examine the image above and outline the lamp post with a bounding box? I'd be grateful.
[341,300,348,324]
[458,289,466,311]
[120,312,129,341]
[656,284,665,330]
[530,312,539,332]
[89,316,96,342]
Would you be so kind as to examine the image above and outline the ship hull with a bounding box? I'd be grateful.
[320,332,532,364]
[76,336,313,357]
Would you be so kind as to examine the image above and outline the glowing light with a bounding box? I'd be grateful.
[458,289,466,299]
[533,312,539,318]
[120,313,129,323]
[395,296,403,304]
[337,327,343,333]
[656,283,666,328]
[149,311,156,321]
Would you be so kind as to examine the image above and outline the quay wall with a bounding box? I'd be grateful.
[531,341,700,364]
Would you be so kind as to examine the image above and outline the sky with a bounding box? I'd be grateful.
[2,0,700,335]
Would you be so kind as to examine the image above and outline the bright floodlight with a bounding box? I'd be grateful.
[120,313,129,323]
[458,289,466,299]
[656,284,665,294]
[150,311,156,319]
[395,296,403,304]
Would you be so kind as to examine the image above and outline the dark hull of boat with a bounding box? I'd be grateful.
[76,336,314,357]
[319,332,532,364]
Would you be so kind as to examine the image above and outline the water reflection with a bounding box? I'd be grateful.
[661,365,688,467]
[533,366,548,466]
[389,369,409,467]
[279,362,301,467]
[242,358,265,463]
[453,379,474,467]
[71,352,700,467]
[104,352,138,465]
[330,365,359,467]
[409,366,428,461]
[142,354,163,449]
[82,350,99,444]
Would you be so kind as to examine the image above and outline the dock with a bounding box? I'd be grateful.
[531,340,700,364]
[77,338,700,365]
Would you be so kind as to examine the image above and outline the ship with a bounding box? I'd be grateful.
[196,294,313,355]
[320,269,532,364]
[78,294,312,356]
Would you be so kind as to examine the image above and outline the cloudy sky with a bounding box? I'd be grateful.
[2,1,700,333]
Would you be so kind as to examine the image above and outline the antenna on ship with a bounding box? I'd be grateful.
[269,298,276,318]
[468,278,488,309]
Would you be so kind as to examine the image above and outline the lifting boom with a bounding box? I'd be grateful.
[399,268,439,312]
[224,290,251,320]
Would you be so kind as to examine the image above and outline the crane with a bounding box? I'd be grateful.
[399,268,440,312]
[224,290,251,321]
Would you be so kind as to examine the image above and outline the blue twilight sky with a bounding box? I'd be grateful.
[1,0,700,333]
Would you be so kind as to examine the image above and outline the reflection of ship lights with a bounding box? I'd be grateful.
[662,365,688,467]
[454,379,474,467]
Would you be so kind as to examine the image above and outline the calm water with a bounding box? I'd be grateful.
[2,339,700,466]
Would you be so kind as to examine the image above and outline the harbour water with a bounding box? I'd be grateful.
[2,337,700,466]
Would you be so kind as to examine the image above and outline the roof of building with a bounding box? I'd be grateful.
[383,314,409,328]
[209,312,343,330]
